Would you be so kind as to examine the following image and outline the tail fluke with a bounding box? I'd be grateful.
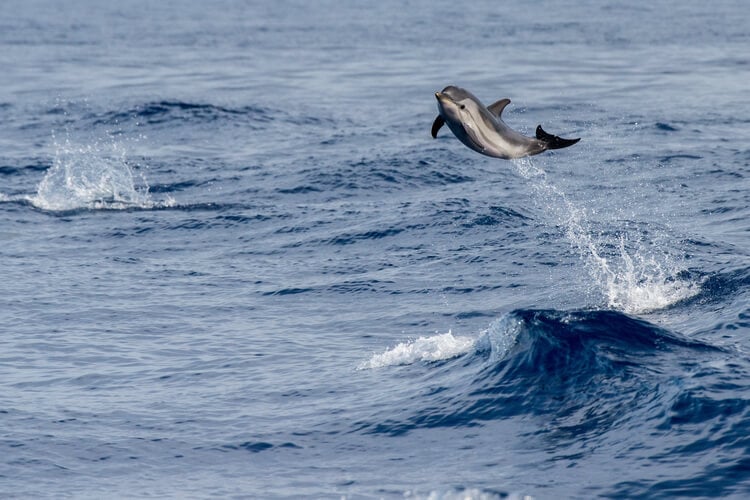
[536,125,580,150]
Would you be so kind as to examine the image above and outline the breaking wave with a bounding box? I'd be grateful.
[359,332,475,369]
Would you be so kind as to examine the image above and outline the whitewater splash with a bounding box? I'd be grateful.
[405,488,533,500]
[27,133,173,211]
[359,332,475,369]
[359,316,522,370]
[512,158,699,314]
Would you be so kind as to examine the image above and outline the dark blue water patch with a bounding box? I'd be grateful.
[328,227,404,246]
[609,464,750,500]
[150,202,244,213]
[213,213,277,225]
[221,441,302,453]
[655,122,679,132]
[677,267,750,308]
[464,206,531,229]
[154,211,278,232]
[276,185,323,195]
[282,224,412,249]
[663,388,747,429]
[289,156,475,195]
[0,162,50,176]
[454,310,501,320]
[659,154,703,163]
[701,205,741,216]
[261,278,410,297]
[707,166,745,179]
[441,284,505,294]
[85,100,334,133]
[262,287,315,297]
[327,279,397,294]
[90,100,277,128]
[409,197,534,232]
[145,171,249,196]
[607,372,750,499]
[356,309,726,437]
[147,180,207,193]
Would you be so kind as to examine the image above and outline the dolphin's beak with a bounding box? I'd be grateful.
[435,92,449,102]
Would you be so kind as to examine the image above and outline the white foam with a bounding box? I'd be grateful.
[404,489,533,500]
[601,236,699,313]
[359,332,475,369]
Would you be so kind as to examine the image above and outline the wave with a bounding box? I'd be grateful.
[676,266,750,309]
[219,441,302,454]
[0,163,50,176]
[404,488,525,500]
[357,309,729,437]
[91,100,275,128]
[87,99,329,130]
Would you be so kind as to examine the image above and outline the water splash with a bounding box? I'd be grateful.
[29,132,174,212]
[474,313,524,362]
[404,488,532,500]
[360,314,524,370]
[512,158,698,314]
[601,235,700,313]
[359,332,474,369]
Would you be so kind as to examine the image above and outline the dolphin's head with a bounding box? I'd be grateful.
[437,85,474,102]
[435,85,475,123]
[433,85,495,155]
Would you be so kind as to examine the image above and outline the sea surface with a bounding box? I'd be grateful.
[1,1,749,498]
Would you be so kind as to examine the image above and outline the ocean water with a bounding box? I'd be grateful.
[1,0,749,498]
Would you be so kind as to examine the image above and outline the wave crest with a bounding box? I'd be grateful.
[359,332,474,370]
[358,309,723,436]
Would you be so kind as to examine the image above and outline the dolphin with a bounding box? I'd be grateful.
[431,85,580,159]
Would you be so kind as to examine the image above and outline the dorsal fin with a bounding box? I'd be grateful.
[487,98,511,118]
[431,115,445,138]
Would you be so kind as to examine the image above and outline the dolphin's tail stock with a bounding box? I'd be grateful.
[536,125,580,150]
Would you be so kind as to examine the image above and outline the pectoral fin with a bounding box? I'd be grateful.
[487,98,511,118]
[431,115,445,138]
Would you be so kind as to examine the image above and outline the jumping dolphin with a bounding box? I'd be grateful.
[432,85,580,159]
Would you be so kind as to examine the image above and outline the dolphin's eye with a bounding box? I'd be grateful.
[460,104,466,110]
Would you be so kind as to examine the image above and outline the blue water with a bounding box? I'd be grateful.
[1,1,749,498]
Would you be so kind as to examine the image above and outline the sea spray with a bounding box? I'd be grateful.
[359,332,475,369]
[360,314,524,369]
[512,157,698,313]
[29,130,174,211]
